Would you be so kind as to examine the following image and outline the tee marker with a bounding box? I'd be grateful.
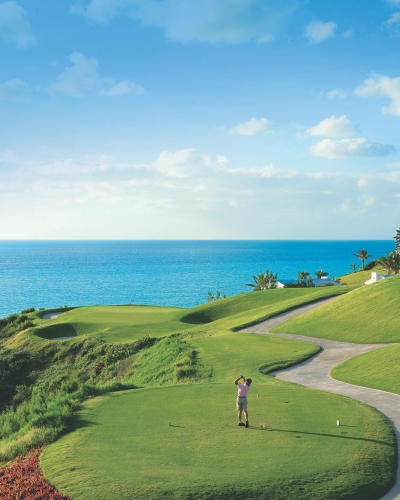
[337,420,340,426]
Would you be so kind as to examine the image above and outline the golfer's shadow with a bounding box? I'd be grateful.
[248,427,392,446]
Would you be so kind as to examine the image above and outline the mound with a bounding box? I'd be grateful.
[181,287,350,325]
[271,276,400,343]
[33,305,187,343]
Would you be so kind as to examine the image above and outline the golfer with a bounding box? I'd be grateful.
[234,375,252,427]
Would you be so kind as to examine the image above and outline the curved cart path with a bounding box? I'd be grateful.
[243,299,400,500]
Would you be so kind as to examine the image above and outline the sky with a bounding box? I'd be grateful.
[0,0,400,240]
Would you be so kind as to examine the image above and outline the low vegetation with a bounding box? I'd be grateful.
[0,447,70,500]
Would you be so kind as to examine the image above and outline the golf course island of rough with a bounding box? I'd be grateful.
[1,279,400,499]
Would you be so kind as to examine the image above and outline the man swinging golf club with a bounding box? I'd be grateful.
[234,375,252,427]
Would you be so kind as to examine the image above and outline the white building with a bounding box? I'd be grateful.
[275,276,340,288]
[364,272,396,285]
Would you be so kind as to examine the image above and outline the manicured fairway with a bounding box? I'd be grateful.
[32,286,353,343]
[33,305,187,342]
[271,277,400,343]
[191,332,320,383]
[332,344,400,395]
[41,384,395,500]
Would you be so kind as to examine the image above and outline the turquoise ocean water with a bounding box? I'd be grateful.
[0,240,395,317]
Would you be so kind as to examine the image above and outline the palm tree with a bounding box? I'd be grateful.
[353,249,372,271]
[315,270,329,279]
[297,270,310,283]
[246,269,277,290]
[395,228,400,252]
[376,251,400,274]
[349,263,359,273]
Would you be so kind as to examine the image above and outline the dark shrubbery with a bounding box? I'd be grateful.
[0,332,158,462]
[0,312,35,340]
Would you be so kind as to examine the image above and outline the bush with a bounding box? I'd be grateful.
[21,307,35,314]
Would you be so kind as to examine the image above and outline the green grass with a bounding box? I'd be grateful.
[41,384,396,500]
[32,305,187,343]
[31,287,352,344]
[332,344,400,395]
[339,265,385,287]
[192,332,320,383]
[3,284,397,498]
[271,276,400,343]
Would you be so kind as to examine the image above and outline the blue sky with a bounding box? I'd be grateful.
[1,0,400,239]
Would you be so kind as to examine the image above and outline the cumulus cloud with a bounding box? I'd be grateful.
[47,52,143,97]
[310,138,396,159]
[0,79,33,101]
[304,21,337,43]
[71,0,300,44]
[326,89,346,100]
[307,116,358,138]
[229,117,273,136]
[355,74,400,115]
[0,1,35,48]
[2,148,400,238]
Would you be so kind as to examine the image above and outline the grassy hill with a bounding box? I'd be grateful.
[271,276,400,343]
[1,284,398,499]
[332,344,400,395]
[28,286,353,344]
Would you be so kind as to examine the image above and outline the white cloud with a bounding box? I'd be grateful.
[326,90,346,100]
[310,138,396,159]
[387,12,400,25]
[307,115,358,138]
[2,149,400,238]
[99,79,144,96]
[342,28,353,38]
[387,161,400,169]
[385,12,400,36]
[304,21,337,43]
[0,1,35,48]
[355,74,400,115]
[47,52,143,97]
[0,79,33,101]
[229,117,273,136]
[71,0,300,44]
[387,0,400,5]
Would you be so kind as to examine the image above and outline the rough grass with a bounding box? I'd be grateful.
[41,384,396,500]
[271,276,400,343]
[332,344,400,395]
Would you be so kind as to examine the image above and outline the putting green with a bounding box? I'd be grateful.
[32,286,352,344]
[41,384,395,500]
[33,305,187,343]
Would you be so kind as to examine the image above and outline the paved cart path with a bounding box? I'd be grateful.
[243,298,400,500]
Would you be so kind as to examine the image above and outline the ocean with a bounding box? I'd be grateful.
[0,240,395,317]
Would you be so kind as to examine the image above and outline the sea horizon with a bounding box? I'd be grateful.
[0,239,395,318]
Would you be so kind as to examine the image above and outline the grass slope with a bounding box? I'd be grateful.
[41,384,395,500]
[271,276,400,343]
[33,306,186,343]
[32,286,352,344]
[332,344,400,395]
